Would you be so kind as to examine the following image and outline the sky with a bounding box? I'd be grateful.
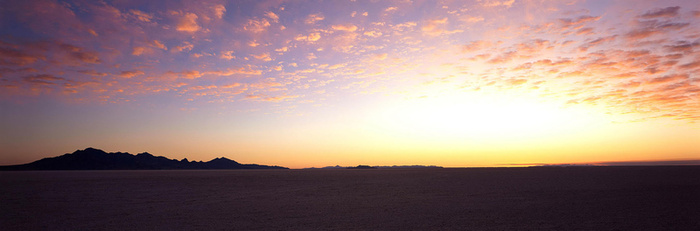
[1,0,699,168]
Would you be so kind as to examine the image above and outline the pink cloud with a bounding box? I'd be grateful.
[639,6,681,19]
[559,15,600,30]
[646,74,688,85]
[22,74,65,85]
[245,18,271,33]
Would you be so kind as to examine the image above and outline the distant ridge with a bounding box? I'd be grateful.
[0,148,288,170]
[305,165,443,169]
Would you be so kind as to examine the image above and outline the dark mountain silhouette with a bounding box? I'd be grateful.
[0,148,287,170]
[346,165,377,169]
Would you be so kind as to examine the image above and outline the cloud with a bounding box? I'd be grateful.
[248,40,260,47]
[678,60,700,70]
[460,15,484,23]
[251,53,272,62]
[265,11,279,22]
[625,20,689,41]
[78,70,107,76]
[260,95,299,102]
[210,67,263,76]
[385,7,398,12]
[275,46,288,53]
[132,47,148,56]
[462,40,495,53]
[422,18,462,36]
[664,41,698,53]
[559,15,600,30]
[171,70,202,79]
[130,9,153,22]
[332,24,358,32]
[220,51,235,60]
[152,40,167,50]
[639,6,680,19]
[481,0,515,8]
[507,78,527,86]
[213,4,226,19]
[0,46,43,66]
[646,74,688,85]
[305,13,324,24]
[364,31,382,37]
[119,70,145,78]
[172,42,194,53]
[176,12,201,32]
[58,43,100,65]
[245,18,271,33]
[370,53,388,61]
[295,33,322,42]
[22,74,65,85]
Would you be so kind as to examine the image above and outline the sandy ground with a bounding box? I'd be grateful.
[1,167,699,230]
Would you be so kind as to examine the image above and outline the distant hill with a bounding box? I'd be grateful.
[306,165,443,169]
[0,148,288,170]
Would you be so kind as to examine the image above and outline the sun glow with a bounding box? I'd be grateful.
[373,91,605,143]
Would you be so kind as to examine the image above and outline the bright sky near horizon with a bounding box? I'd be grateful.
[1,0,699,168]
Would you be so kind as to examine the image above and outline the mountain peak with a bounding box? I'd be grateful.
[0,148,287,170]
[75,147,107,154]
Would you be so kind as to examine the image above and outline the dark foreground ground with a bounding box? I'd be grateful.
[1,167,699,230]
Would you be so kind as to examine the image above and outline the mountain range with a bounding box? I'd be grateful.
[0,148,287,170]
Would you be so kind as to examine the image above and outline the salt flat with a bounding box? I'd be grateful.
[1,167,699,230]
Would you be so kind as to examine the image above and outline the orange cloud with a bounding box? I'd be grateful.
[129,9,153,22]
[213,4,226,19]
[119,70,145,78]
[265,11,279,22]
[305,13,324,24]
[172,42,194,53]
[176,12,201,32]
[332,24,358,32]
[363,31,382,37]
[220,51,235,60]
[295,33,321,42]
[460,15,484,23]
[152,40,167,50]
[132,47,148,56]
[251,53,272,62]
[422,18,449,36]
[481,0,515,8]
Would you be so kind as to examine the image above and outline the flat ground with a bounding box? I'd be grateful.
[1,167,699,230]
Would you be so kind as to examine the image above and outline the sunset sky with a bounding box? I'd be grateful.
[1,0,699,168]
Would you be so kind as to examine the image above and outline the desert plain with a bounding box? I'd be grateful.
[1,166,699,230]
